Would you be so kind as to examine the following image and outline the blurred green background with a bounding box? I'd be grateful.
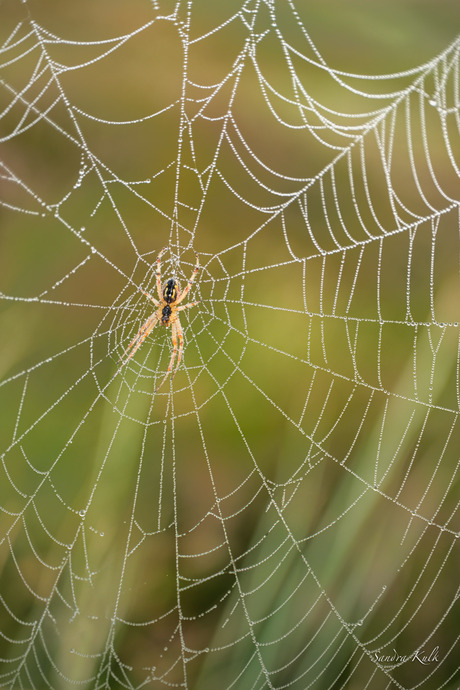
[0,1,459,688]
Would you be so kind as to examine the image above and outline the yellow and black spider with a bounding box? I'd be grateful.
[117,247,200,389]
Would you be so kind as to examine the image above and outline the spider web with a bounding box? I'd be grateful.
[0,1,459,688]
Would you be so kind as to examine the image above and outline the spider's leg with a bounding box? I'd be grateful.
[140,288,159,306]
[156,247,167,300]
[176,301,199,313]
[172,318,184,379]
[122,313,159,359]
[176,253,199,305]
[114,313,159,378]
[156,320,178,391]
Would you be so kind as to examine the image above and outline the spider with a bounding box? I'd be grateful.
[117,247,200,390]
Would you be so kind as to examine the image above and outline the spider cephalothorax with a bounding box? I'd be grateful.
[117,248,200,389]
[161,303,173,324]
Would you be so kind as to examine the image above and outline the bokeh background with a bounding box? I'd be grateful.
[0,1,459,688]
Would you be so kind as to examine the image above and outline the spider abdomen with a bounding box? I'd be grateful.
[163,278,179,304]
